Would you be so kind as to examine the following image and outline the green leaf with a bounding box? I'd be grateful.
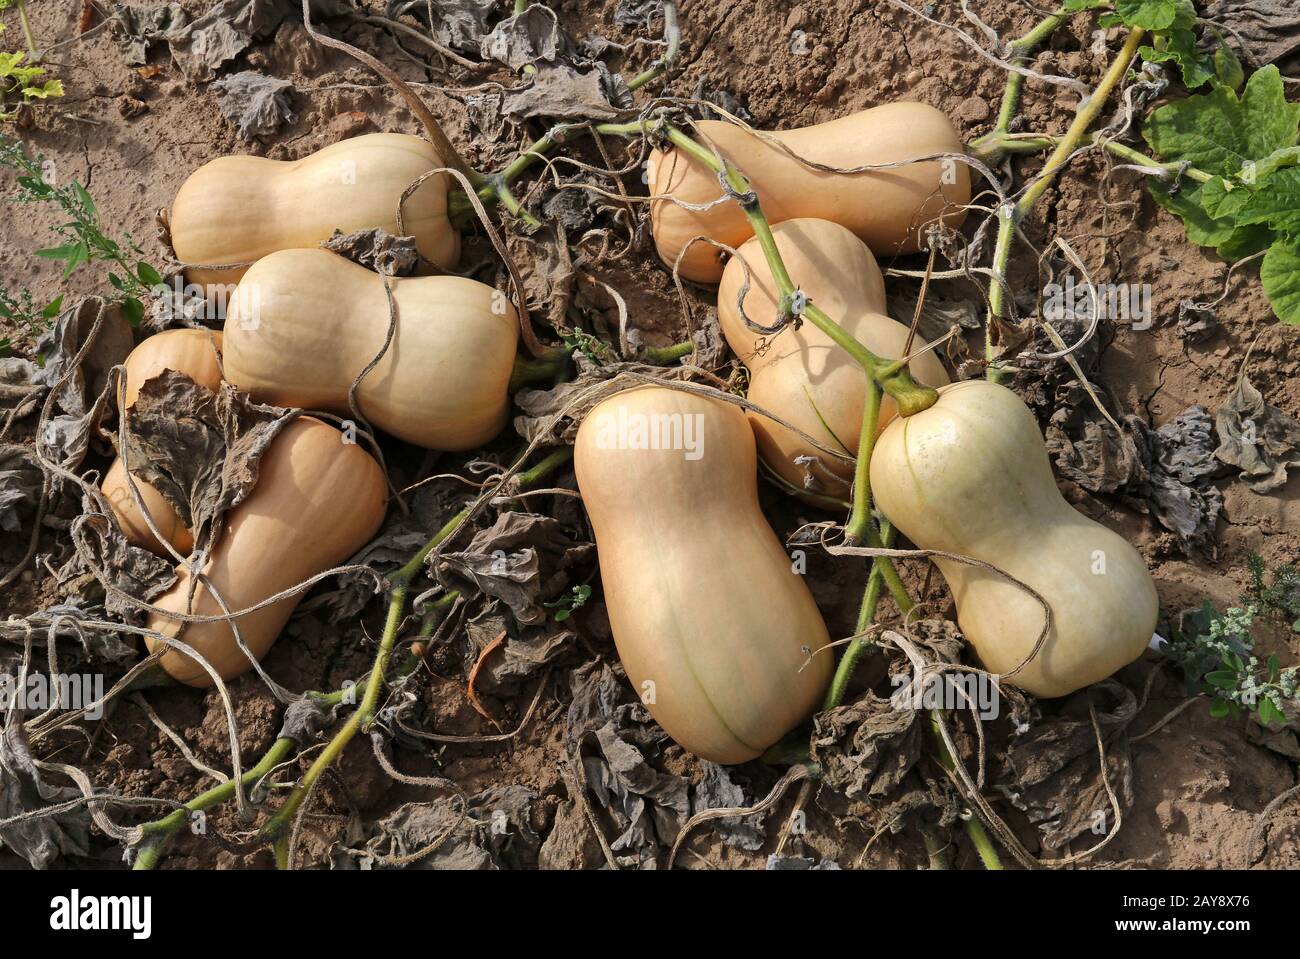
[121,297,144,328]
[1241,67,1300,162]
[23,79,64,101]
[1209,698,1231,718]
[1140,29,1213,90]
[35,240,89,278]
[1149,182,1235,247]
[1204,669,1240,689]
[1215,223,1273,261]
[40,295,63,319]
[137,261,163,288]
[1260,240,1300,325]
[0,51,24,77]
[72,181,96,218]
[1063,0,1110,10]
[1258,696,1286,726]
[107,272,126,292]
[1114,0,1195,31]
[1144,66,1300,177]
[1249,146,1300,183]
[1237,168,1300,236]
[1214,43,1244,92]
[1198,176,1250,219]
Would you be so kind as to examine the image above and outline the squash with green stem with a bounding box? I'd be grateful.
[718,218,949,501]
[870,380,1158,698]
[647,103,971,283]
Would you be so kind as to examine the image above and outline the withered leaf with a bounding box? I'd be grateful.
[1046,389,1223,549]
[1203,1,1300,66]
[335,784,541,870]
[321,228,421,277]
[121,370,295,556]
[558,660,687,864]
[165,0,350,82]
[502,65,623,121]
[385,0,496,53]
[0,444,42,533]
[33,299,134,467]
[433,512,592,626]
[66,509,177,622]
[998,680,1137,850]
[480,4,563,70]
[463,611,575,694]
[692,762,767,851]
[212,70,296,141]
[0,721,90,869]
[0,599,137,672]
[1214,373,1300,494]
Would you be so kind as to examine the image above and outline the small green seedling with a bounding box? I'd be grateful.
[545,584,593,622]
[0,137,163,328]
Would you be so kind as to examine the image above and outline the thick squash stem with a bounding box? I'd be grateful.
[510,348,570,391]
[984,27,1146,379]
[966,11,1067,158]
[843,374,881,547]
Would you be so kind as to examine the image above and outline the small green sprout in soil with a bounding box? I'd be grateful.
[1246,552,1300,633]
[545,584,592,622]
[0,136,164,330]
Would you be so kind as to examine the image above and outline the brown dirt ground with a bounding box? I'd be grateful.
[1,0,1298,870]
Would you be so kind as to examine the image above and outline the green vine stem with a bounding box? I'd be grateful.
[640,339,694,364]
[822,522,895,712]
[133,737,295,871]
[973,130,1213,185]
[928,712,1003,870]
[968,11,1068,156]
[626,0,680,92]
[983,27,1147,380]
[510,348,570,391]
[822,521,1005,869]
[131,592,460,871]
[133,449,572,869]
[15,0,37,58]
[594,119,938,415]
[264,446,574,866]
[843,375,881,546]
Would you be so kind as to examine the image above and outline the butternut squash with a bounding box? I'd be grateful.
[222,249,518,450]
[575,385,832,763]
[145,416,386,686]
[718,218,949,500]
[170,133,458,291]
[102,329,224,556]
[647,103,971,283]
[869,380,1159,698]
